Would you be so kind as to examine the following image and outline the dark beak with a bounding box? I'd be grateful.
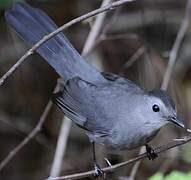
[169,116,185,129]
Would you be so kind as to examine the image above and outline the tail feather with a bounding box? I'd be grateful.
[5,2,105,83]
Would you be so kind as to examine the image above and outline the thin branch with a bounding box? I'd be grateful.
[0,117,50,148]
[50,117,72,177]
[0,0,133,87]
[47,136,191,180]
[128,147,145,180]
[161,0,191,90]
[49,0,114,178]
[101,5,122,37]
[0,84,60,171]
[82,0,113,55]
[122,46,145,70]
[100,33,138,41]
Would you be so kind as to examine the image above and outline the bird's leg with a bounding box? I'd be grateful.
[145,144,158,160]
[91,142,104,177]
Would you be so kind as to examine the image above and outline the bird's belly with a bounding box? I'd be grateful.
[102,127,160,150]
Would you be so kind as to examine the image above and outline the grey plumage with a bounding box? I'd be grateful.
[149,90,176,110]
[53,73,148,149]
[5,2,105,83]
[5,3,185,174]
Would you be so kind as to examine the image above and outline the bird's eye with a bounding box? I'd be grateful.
[152,104,160,112]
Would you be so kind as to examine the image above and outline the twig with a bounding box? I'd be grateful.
[47,136,191,180]
[0,0,133,172]
[82,0,113,55]
[161,0,191,90]
[50,117,72,177]
[128,147,145,180]
[100,33,138,41]
[0,85,60,171]
[0,0,133,87]
[122,46,145,70]
[101,5,122,37]
[49,0,114,178]
[0,117,50,148]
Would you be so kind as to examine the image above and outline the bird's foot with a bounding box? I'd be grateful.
[145,144,158,160]
[93,163,104,177]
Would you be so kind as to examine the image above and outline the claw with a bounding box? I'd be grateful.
[94,163,103,177]
[104,157,112,167]
[145,144,158,160]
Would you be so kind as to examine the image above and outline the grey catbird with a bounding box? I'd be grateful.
[5,2,186,176]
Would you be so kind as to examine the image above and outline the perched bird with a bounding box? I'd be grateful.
[5,2,186,176]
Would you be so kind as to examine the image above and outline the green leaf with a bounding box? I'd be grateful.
[149,173,164,180]
[149,171,191,180]
[165,171,188,180]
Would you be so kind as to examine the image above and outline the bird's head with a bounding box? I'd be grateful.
[143,90,185,129]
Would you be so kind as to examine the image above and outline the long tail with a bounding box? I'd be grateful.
[5,2,105,83]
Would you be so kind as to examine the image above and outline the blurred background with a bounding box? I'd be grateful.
[0,0,191,179]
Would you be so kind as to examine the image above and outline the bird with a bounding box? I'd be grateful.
[5,2,186,177]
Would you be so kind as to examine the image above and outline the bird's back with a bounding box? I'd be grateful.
[53,73,146,147]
